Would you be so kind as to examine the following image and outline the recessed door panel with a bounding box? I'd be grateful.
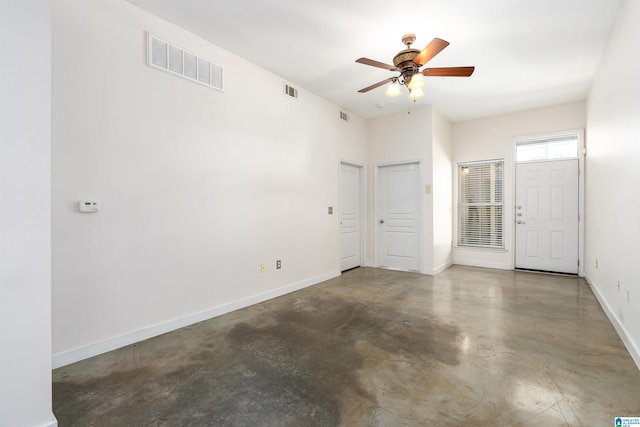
[551,231,565,259]
[551,186,565,219]
[526,231,540,258]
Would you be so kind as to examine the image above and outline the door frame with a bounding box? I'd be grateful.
[339,160,365,271]
[374,160,423,272]
[511,129,585,276]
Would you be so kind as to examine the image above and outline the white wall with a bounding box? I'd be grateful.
[452,102,585,269]
[432,109,454,273]
[585,0,640,367]
[0,1,57,426]
[52,0,367,366]
[366,106,452,274]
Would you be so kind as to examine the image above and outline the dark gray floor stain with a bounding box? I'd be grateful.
[219,295,460,426]
[53,287,460,426]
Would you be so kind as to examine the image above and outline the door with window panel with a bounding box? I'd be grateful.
[515,159,579,274]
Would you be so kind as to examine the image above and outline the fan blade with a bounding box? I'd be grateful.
[422,66,475,77]
[413,38,449,66]
[356,58,397,71]
[358,78,394,93]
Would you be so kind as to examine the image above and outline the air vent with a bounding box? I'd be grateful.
[340,111,350,122]
[147,33,223,92]
[283,83,298,99]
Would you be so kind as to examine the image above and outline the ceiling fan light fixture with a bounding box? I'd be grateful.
[407,73,425,90]
[384,82,402,97]
[356,35,473,100]
[409,88,425,100]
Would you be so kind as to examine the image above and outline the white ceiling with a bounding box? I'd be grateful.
[127,0,622,122]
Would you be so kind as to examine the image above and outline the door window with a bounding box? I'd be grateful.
[516,135,578,162]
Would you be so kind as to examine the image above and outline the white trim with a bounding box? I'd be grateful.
[585,275,640,370]
[511,129,585,276]
[52,270,339,368]
[423,260,453,275]
[452,259,513,270]
[453,246,508,253]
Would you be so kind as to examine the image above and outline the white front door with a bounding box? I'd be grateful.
[339,163,362,271]
[376,163,420,271]
[515,159,579,274]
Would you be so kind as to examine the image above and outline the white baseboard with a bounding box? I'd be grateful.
[52,271,340,369]
[423,260,453,275]
[585,275,640,371]
[41,417,57,427]
[452,259,513,270]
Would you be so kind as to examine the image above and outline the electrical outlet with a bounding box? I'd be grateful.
[617,280,621,292]
[276,260,281,269]
[628,289,631,304]
[260,263,266,273]
[596,258,598,268]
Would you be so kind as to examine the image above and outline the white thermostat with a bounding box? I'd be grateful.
[78,200,100,213]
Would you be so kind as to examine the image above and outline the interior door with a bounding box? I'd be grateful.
[515,159,579,274]
[339,163,362,271]
[376,163,420,271]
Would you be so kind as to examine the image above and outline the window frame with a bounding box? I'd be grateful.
[515,134,579,162]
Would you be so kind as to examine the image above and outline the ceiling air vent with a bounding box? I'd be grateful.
[283,83,298,99]
[147,33,223,92]
[340,111,350,122]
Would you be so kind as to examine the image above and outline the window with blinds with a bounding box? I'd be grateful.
[458,160,504,249]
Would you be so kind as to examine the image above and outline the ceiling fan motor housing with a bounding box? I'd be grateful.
[393,49,420,83]
[393,49,420,68]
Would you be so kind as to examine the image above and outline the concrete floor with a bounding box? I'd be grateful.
[53,266,640,426]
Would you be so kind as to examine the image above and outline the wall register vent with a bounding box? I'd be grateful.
[283,83,298,99]
[147,33,223,92]
[340,111,350,122]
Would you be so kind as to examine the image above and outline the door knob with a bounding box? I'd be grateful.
[517,220,526,224]
[379,219,384,224]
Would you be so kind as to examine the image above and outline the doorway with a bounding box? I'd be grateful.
[514,159,579,274]
[339,162,363,271]
[376,162,420,271]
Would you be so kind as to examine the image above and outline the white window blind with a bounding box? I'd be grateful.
[458,160,504,249]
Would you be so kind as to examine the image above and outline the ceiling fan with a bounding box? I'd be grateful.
[356,34,474,99]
